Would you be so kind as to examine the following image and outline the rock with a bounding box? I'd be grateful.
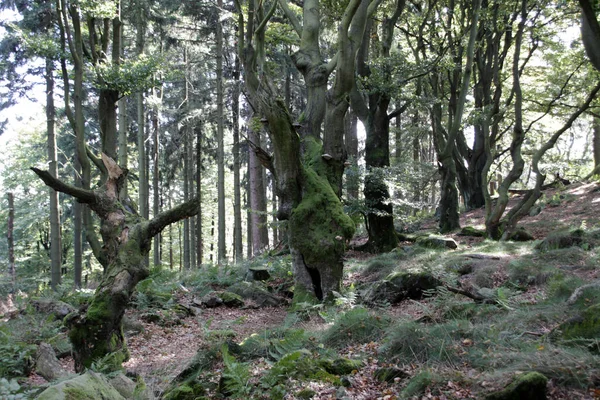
[35,371,126,399]
[484,372,548,400]
[297,389,316,399]
[459,226,486,237]
[510,227,534,242]
[362,271,441,304]
[417,236,458,250]
[109,373,136,399]
[374,367,408,383]
[122,315,145,336]
[536,229,586,251]
[31,299,75,320]
[319,358,362,375]
[228,281,286,308]
[553,304,600,346]
[46,333,72,358]
[140,312,161,324]
[219,291,244,308]
[35,343,68,382]
[247,266,271,281]
[199,294,224,308]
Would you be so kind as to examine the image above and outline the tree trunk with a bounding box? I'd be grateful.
[216,0,227,263]
[233,54,243,263]
[594,116,600,172]
[344,112,359,201]
[46,58,62,290]
[152,86,161,269]
[196,124,203,266]
[32,157,199,372]
[7,192,15,289]
[249,123,269,256]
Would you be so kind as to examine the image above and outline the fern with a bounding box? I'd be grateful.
[221,345,252,398]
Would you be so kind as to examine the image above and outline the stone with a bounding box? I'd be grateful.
[35,371,126,399]
[46,333,72,358]
[459,226,486,237]
[219,291,244,308]
[484,372,548,400]
[31,299,75,320]
[417,236,458,250]
[247,266,271,281]
[362,271,441,304]
[510,227,534,242]
[122,315,144,336]
[374,366,408,383]
[228,281,286,308]
[109,373,136,399]
[35,343,68,382]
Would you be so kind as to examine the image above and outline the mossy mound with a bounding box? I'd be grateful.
[536,229,591,251]
[460,226,486,237]
[31,299,75,320]
[553,304,600,348]
[35,371,125,399]
[484,372,548,400]
[361,271,441,304]
[510,227,535,242]
[228,281,286,308]
[417,235,458,249]
[318,357,362,375]
[219,292,244,308]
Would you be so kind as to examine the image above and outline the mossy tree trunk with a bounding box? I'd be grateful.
[32,156,200,372]
[238,0,371,301]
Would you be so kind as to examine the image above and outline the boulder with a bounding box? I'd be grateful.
[536,229,587,251]
[198,293,224,308]
[484,372,548,400]
[35,371,126,400]
[510,227,534,242]
[109,373,149,399]
[459,226,486,237]
[247,266,271,281]
[122,315,145,336]
[46,333,72,358]
[362,271,441,304]
[417,236,458,250]
[228,281,286,308]
[31,299,75,320]
[35,343,68,382]
[219,292,244,308]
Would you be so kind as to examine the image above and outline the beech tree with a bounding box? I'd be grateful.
[31,0,201,371]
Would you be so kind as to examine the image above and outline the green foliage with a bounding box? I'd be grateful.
[238,328,313,361]
[220,345,252,398]
[94,55,167,95]
[0,378,34,399]
[401,370,439,398]
[321,307,391,348]
[0,340,36,379]
[545,274,584,302]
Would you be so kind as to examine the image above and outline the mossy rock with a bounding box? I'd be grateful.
[484,372,548,400]
[417,236,458,250]
[31,299,75,320]
[362,271,441,304]
[46,333,72,358]
[374,367,408,383]
[122,315,144,337]
[218,292,244,308]
[553,304,600,346]
[318,358,362,375]
[510,227,534,242]
[297,388,316,399]
[35,371,126,399]
[247,266,271,281]
[228,281,286,308]
[459,226,486,237]
[536,229,588,251]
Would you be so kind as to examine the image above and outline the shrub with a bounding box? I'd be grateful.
[321,307,391,348]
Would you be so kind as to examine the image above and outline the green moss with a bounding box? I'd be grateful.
[401,371,438,398]
[290,285,320,311]
[297,388,316,399]
[561,304,600,340]
[318,358,362,375]
[289,137,355,267]
[484,372,548,400]
[219,291,244,308]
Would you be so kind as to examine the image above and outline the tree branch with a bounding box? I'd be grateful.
[277,0,302,37]
[31,168,98,204]
[145,197,200,240]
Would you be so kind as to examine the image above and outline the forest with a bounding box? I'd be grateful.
[0,0,600,398]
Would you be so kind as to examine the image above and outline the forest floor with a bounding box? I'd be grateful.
[8,181,600,399]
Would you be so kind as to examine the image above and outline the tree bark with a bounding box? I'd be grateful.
[46,58,62,290]
[594,116,600,172]
[7,193,15,289]
[249,122,269,256]
[32,156,200,372]
[579,0,600,72]
[233,53,243,262]
[217,0,227,263]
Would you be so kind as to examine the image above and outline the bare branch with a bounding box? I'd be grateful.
[277,0,302,37]
[31,168,98,204]
[145,197,200,240]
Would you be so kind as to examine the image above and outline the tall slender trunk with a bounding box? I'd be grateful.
[136,8,148,223]
[344,112,359,201]
[196,124,203,266]
[216,0,227,263]
[594,116,600,171]
[46,58,62,290]
[249,123,269,256]
[233,54,243,262]
[152,87,160,269]
[7,193,15,289]
[183,126,191,269]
